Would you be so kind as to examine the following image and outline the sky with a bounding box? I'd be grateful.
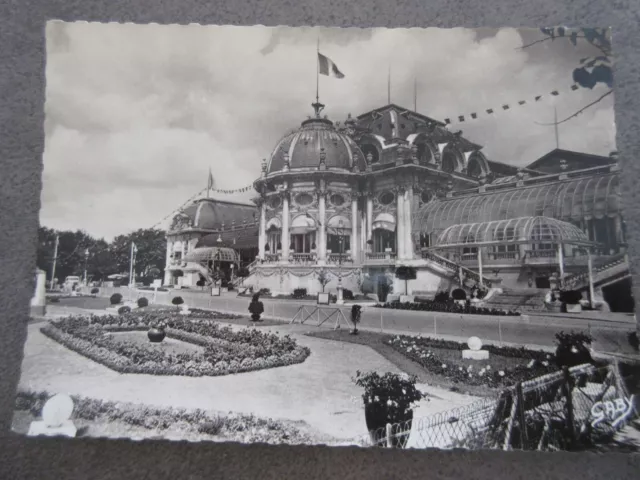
[41,22,616,241]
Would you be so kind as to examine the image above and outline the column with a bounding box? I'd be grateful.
[366,196,373,249]
[404,186,414,259]
[258,201,267,259]
[587,251,595,308]
[351,197,358,261]
[281,193,290,262]
[360,213,366,262]
[477,249,484,287]
[557,243,565,278]
[318,191,327,264]
[614,215,623,248]
[396,188,405,259]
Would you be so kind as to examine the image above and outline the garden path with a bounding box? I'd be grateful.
[18,317,480,441]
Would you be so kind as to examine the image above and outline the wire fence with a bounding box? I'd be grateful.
[353,362,637,451]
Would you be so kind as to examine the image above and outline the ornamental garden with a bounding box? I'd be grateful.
[17,291,639,450]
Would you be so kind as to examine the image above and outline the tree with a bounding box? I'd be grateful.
[111,228,166,277]
[395,266,417,295]
[317,270,331,293]
[522,27,613,125]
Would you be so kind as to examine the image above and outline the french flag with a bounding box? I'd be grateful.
[318,52,345,79]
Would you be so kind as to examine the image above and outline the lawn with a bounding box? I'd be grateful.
[307,329,557,397]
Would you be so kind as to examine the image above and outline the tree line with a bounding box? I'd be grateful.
[37,226,167,285]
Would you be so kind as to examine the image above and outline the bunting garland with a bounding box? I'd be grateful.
[443,84,581,125]
[209,184,254,195]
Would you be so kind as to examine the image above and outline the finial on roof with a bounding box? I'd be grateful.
[559,159,567,171]
[312,100,325,117]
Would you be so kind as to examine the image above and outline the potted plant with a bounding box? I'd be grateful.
[148,319,167,343]
[248,293,264,322]
[350,304,362,335]
[353,371,425,448]
[554,331,594,368]
[395,266,417,296]
[559,289,583,313]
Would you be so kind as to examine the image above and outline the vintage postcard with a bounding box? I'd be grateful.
[16,22,639,452]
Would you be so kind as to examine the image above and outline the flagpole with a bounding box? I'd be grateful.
[554,107,560,149]
[414,77,417,111]
[387,65,391,104]
[316,36,320,104]
[129,242,134,288]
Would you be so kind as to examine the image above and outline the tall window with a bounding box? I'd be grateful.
[373,229,396,253]
[267,231,281,252]
[327,234,351,253]
[462,234,477,258]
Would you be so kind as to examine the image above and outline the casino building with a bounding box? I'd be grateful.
[164,100,631,311]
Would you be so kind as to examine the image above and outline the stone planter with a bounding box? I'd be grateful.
[147,327,166,343]
[544,301,563,313]
[364,403,413,448]
[565,303,582,313]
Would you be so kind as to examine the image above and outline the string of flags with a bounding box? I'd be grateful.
[210,184,254,195]
[443,83,580,125]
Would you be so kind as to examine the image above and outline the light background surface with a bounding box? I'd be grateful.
[0,0,638,478]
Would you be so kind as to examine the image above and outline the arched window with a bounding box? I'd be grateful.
[467,158,482,178]
[360,143,380,164]
[442,150,457,173]
[415,143,433,164]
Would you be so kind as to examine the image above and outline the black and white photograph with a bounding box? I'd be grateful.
[15,22,640,452]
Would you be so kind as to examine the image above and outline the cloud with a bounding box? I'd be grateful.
[41,23,616,240]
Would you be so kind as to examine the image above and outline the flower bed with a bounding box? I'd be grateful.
[387,335,558,388]
[375,300,521,316]
[14,390,313,445]
[41,311,310,377]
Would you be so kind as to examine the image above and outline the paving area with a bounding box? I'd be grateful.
[18,306,480,441]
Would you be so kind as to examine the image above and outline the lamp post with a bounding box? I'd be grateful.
[83,248,89,286]
[335,219,348,305]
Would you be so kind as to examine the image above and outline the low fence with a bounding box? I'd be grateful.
[92,286,634,350]
[354,362,637,451]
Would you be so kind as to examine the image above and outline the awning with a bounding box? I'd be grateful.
[327,215,351,234]
[290,215,316,234]
[372,212,396,232]
[266,217,282,231]
[183,247,240,263]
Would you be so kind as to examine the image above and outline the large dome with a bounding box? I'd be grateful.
[170,198,257,231]
[266,116,366,174]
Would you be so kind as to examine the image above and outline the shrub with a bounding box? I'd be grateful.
[90,287,99,295]
[148,267,161,279]
[258,288,271,296]
[110,293,123,305]
[350,304,362,334]
[236,267,250,278]
[451,288,467,301]
[248,294,264,322]
[118,306,131,315]
[374,300,519,316]
[292,288,307,299]
[329,294,337,304]
[433,291,450,303]
[172,296,184,306]
[628,331,640,351]
[137,297,149,308]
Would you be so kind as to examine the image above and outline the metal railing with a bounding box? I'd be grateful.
[353,363,636,451]
[563,253,630,290]
[421,249,494,287]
